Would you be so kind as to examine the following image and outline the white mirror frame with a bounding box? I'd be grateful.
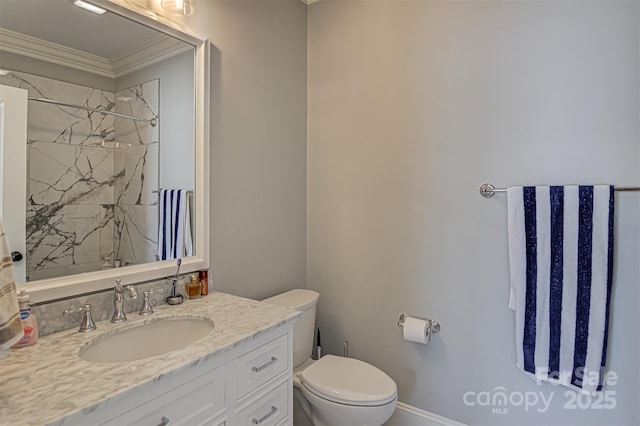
[25,0,210,304]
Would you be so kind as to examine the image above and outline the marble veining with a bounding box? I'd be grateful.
[32,276,182,336]
[111,80,160,267]
[0,292,300,425]
[0,71,160,280]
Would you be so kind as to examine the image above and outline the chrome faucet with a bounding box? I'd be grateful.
[139,287,165,315]
[63,304,97,332]
[111,279,138,323]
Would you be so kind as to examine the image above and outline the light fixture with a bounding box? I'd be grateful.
[71,0,107,15]
[161,0,195,17]
[0,70,10,76]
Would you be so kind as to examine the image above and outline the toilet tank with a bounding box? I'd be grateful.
[263,289,319,368]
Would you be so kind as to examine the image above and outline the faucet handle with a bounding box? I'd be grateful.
[139,288,165,316]
[115,279,138,299]
[127,285,138,299]
[63,304,97,332]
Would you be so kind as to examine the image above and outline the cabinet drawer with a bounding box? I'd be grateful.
[275,417,291,426]
[235,380,289,426]
[236,333,288,398]
[102,364,226,426]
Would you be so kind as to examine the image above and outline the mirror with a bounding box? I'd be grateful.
[0,0,209,302]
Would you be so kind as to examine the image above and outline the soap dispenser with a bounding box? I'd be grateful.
[101,257,112,269]
[185,274,201,299]
[11,290,39,348]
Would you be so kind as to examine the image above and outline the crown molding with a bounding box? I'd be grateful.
[110,37,192,78]
[0,28,113,78]
[0,28,189,80]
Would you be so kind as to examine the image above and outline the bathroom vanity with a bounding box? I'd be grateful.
[0,292,300,426]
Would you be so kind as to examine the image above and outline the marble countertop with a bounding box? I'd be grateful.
[0,292,301,426]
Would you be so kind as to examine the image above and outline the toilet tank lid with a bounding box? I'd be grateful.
[263,289,319,311]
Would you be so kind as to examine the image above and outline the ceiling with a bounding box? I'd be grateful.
[0,0,165,59]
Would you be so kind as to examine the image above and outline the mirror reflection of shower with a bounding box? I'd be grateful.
[92,130,131,150]
[0,70,160,280]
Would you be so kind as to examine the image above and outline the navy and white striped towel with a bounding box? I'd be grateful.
[507,185,614,394]
[158,189,193,261]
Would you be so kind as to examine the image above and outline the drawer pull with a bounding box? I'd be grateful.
[156,416,170,426]
[252,405,278,424]
[252,356,278,372]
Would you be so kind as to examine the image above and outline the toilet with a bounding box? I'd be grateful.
[263,289,397,426]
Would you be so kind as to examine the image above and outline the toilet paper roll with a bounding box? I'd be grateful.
[402,316,430,344]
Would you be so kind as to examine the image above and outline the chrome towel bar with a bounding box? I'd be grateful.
[479,183,640,198]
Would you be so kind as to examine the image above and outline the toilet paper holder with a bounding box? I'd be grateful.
[397,313,440,333]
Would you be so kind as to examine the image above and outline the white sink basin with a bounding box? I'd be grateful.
[79,317,215,363]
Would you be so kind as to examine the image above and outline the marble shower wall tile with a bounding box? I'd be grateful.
[0,72,114,147]
[28,261,105,282]
[3,70,118,280]
[99,205,115,264]
[0,71,160,279]
[114,80,159,146]
[26,204,105,280]
[113,205,158,265]
[29,143,116,206]
[113,80,159,264]
[114,80,159,206]
[114,143,158,206]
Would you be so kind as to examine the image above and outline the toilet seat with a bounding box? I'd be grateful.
[299,355,397,407]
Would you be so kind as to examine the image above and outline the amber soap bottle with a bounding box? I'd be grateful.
[185,274,201,299]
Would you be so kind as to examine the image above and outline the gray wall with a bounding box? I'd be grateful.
[116,50,196,191]
[307,1,639,425]
[184,0,308,300]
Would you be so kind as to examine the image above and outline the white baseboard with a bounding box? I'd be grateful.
[384,402,466,426]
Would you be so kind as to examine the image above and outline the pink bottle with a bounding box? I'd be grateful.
[11,290,39,349]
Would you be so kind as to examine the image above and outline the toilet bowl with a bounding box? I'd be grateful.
[263,289,397,426]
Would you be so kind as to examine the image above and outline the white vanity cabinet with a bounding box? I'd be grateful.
[100,363,227,426]
[53,325,293,426]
